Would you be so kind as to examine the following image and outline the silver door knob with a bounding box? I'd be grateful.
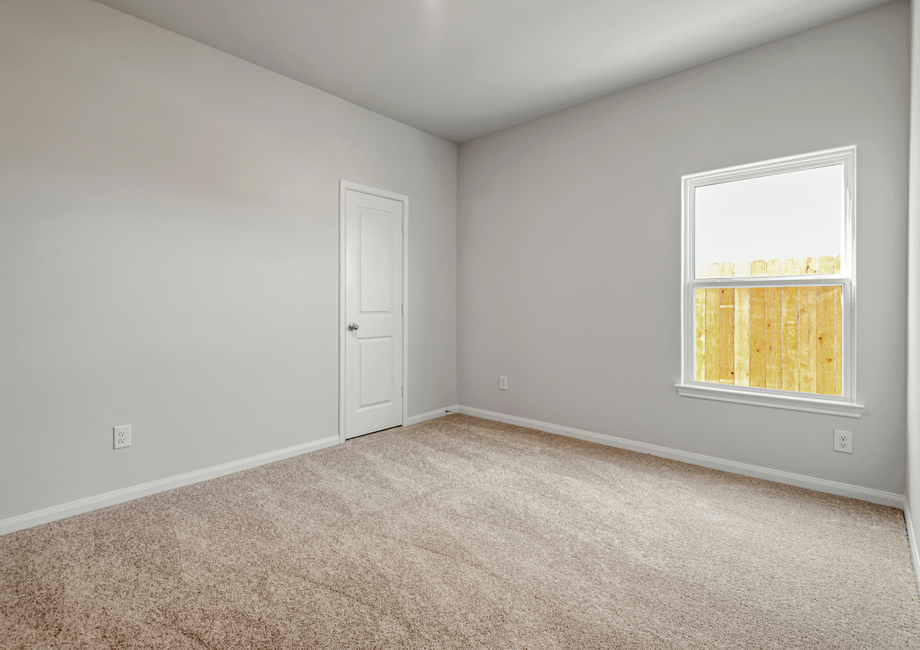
[348,323,359,331]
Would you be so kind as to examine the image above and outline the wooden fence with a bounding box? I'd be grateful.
[695,255,841,396]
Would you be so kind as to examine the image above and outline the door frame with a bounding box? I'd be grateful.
[338,180,409,444]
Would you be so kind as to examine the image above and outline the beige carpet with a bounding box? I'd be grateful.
[1,414,918,649]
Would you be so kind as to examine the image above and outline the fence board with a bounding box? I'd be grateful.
[816,256,837,395]
[695,265,705,381]
[799,290,817,393]
[835,255,842,395]
[818,256,836,275]
[704,262,721,383]
[719,263,735,384]
[749,260,766,388]
[800,257,817,275]
[695,292,705,381]
[734,261,751,386]
[816,286,836,395]
[781,258,799,392]
[765,260,783,389]
[798,259,817,394]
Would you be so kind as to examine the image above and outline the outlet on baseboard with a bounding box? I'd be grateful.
[499,376,508,391]
[834,429,852,454]
[114,425,131,450]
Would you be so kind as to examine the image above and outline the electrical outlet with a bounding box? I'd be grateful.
[834,429,852,454]
[499,376,508,391]
[114,425,131,450]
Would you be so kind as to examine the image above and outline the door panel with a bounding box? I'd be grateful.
[359,336,394,408]
[345,190,403,439]
[359,212,393,313]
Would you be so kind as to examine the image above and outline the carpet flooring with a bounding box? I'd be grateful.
[1,413,918,649]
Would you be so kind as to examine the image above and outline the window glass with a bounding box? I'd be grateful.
[693,285,843,395]
[694,165,844,277]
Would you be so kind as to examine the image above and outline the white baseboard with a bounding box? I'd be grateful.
[457,405,905,509]
[905,501,920,596]
[0,435,340,537]
[407,405,459,426]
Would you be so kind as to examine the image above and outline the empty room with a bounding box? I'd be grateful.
[3,0,920,647]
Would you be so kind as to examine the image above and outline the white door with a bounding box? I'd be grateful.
[344,189,404,439]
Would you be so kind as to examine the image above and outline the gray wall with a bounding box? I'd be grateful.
[907,0,920,528]
[0,0,457,520]
[458,2,910,494]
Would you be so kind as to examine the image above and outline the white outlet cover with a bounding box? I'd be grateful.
[500,376,508,390]
[834,429,852,454]
[114,425,132,449]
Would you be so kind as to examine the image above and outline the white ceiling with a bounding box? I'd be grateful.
[92,0,890,143]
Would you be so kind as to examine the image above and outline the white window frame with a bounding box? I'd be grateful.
[676,146,864,417]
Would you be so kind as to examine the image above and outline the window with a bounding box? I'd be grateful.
[676,147,863,417]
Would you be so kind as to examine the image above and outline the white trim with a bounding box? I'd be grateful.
[675,383,864,417]
[680,146,860,414]
[692,276,846,288]
[339,181,409,444]
[407,405,460,426]
[456,405,901,508]
[0,435,340,537]
[906,502,920,597]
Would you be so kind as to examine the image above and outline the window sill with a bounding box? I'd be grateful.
[675,383,865,418]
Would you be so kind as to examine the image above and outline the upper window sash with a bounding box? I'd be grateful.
[682,146,856,283]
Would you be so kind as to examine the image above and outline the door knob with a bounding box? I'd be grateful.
[348,323,359,331]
